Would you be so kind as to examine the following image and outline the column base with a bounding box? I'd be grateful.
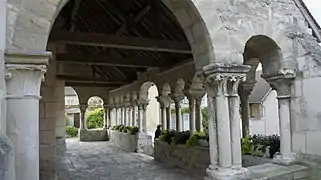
[205,165,249,180]
[273,154,296,166]
[136,132,153,156]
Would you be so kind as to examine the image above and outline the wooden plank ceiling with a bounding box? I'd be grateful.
[49,0,192,89]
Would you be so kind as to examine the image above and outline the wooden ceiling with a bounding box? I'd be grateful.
[49,0,192,89]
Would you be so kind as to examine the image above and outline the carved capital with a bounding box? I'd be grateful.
[137,99,149,110]
[267,78,294,98]
[206,73,246,96]
[79,105,88,112]
[6,64,47,99]
[170,93,185,104]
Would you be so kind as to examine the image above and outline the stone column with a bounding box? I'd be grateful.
[142,103,148,132]
[267,74,295,165]
[128,106,132,126]
[165,106,171,130]
[171,94,184,131]
[203,64,250,180]
[5,51,50,180]
[79,105,88,130]
[115,107,119,125]
[120,107,124,125]
[188,96,196,133]
[238,83,254,138]
[156,96,166,130]
[227,76,244,168]
[131,102,136,126]
[195,96,203,132]
[103,105,109,129]
[137,104,143,132]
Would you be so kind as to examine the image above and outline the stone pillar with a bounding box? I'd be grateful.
[79,105,88,130]
[188,96,196,133]
[128,106,132,126]
[195,96,203,132]
[55,80,66,139]
[238,83,254,138]
[131,102,136,126]
[142,103,148,132]
[103,105,109,129]
[108,107,112,128]
[137,104,143,132]
[120,107,124,125]
[227,77,243,168]
[203,64,249,180]
[267,74,295,165]
[165,106,171,130]
[115,107,119,125]
[156,96,166,130]
[5,51,50,180]
[171,94,184,131]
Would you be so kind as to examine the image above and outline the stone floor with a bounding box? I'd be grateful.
[57,138,202,180]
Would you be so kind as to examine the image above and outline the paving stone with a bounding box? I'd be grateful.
[57,138,202,180]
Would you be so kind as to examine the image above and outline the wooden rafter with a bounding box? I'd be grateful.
[50,31,192,54]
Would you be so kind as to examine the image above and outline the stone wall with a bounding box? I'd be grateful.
[79,129,108,142]
[154,141,210,175]
[108,130,137,152]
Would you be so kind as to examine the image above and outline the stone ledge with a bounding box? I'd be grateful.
[79,129,108,142]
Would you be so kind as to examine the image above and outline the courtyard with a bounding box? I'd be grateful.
[56,138,202,180]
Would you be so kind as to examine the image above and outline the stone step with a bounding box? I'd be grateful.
[247,163,309,180]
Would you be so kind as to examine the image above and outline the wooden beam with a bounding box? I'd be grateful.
[50,31,192,54]
[65,82,121,87]
[56,53,171,68]
[116,5,152,35]
[57,75,125,85]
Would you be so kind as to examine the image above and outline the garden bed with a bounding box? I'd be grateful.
[79,129,108,142]
[154,141,274,175]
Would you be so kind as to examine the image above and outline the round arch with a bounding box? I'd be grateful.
[6,0,224,69]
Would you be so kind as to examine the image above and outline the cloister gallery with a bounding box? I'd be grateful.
[0,0,321,179]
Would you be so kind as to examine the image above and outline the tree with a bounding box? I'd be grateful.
[86,108,104,129]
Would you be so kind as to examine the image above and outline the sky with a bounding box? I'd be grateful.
[304,0,321,25]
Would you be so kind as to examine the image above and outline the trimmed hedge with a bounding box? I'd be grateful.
[112,125,139,135]
[86,108,104,129]
[158,130,209,146]
[241,134,280,158]
[66,126,78,137]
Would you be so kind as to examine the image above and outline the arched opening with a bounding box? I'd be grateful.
[86,96,104,129]
[140,82,159,139]
[240,35,287,161]
[64,86,80,128]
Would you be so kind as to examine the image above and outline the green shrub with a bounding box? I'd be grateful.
[172,131,190,145]
[129,126,139,135]
[86,108,104,129]
[65,126,78,137]
[186,131,208,146]
[201,108,209,134]
[158,130,176,144]
[241,134,280,158]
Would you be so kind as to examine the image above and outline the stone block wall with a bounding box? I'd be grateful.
[79,129,108,142]
[108,130,137,152]
[154,141,210,175]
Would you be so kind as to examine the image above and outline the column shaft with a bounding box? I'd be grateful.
[80,105,87,129]
[142,105,147,132]
[175,102,182,131]
[189,98,196,133]
[160,106,166,130]
[278,97,292,159]
[138,106,143,132]
[229,94,242,167]
[195,98,202,132]
[132,105,136,126]
[166,107,171,130]
[240,94,250,138]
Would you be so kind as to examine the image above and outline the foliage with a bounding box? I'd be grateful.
[158,130,177,144]
[86,108,104,129]
[241,134,280,158]
[112,125,138,135]
[201,108,209,134]
[172,130,190,145]
[181,107,189,114]
[65,126,78,137]
[129,127,139,135]
[186,131,209,146]
[241,135,253,155]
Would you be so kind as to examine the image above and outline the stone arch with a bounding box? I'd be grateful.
[243,35,294,78]
[5,0,236,70]
[139,82,157,100]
